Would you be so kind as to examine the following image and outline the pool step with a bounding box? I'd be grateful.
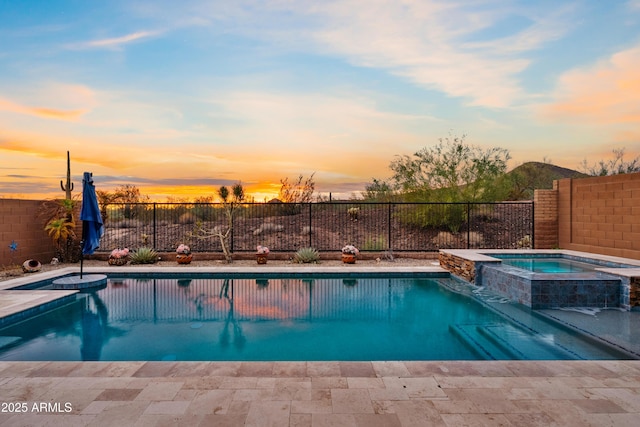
[451,323,578,360]
[450,324,514,360]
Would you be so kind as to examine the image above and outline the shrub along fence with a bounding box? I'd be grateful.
[100,201,534,253]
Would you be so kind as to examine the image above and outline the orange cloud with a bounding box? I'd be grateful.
[542,45,640,124]
[0,97,86,121]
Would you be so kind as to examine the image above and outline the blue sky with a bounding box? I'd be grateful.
[1,0,639,200]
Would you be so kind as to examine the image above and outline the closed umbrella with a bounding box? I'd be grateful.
[80,172,103,278]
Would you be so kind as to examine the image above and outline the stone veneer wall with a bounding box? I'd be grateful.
[630,277,640,309]
[438,251,476,282]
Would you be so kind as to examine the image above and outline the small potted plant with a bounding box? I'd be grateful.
[341,244,359,264]
[256,245,269,264]
[176,244,192,264]
[108,248,129,266]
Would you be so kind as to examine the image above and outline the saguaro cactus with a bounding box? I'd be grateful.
[60,151,74,199]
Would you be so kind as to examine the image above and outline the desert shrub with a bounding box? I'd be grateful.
[130,247,159,264]
[362,235,387,251]
[517,235,532,249]
[293,247,320,263]
[468,231,483,246]
[192,203,215,220]
[396,204,466,233]
[178,212,197,224]
[278,173,315,215]
[431,231,455,247]
[347,207,360,221]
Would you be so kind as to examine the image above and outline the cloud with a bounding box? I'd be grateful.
[159,0,571,108]
[0,97,86,120]
[66,30,161,50]
[541,44,640,124]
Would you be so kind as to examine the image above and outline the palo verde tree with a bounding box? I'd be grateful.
[381,133,511,232]
[389,133,511,202]
[193,183,245,263]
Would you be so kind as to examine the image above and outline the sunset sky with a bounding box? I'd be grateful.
[1,0,640,201]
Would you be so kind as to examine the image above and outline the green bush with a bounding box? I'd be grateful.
[362,235,387,251]
[293,247,320,264]
[396,204,467,233]
[130,247,159,264]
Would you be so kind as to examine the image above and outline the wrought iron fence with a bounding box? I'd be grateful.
[100,201,534,253]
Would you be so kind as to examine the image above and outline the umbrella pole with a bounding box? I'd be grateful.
[80,221,85,279]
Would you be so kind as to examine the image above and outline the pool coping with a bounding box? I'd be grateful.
[444,248,640,267]
[0,265,448,290]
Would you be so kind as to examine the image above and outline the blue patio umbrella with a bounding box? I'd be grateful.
[80,172,103,278]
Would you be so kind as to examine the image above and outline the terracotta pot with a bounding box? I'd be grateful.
[256,254,268,264]
[342,253,356,264]
[177,253,193,264]
[108,257,128,266]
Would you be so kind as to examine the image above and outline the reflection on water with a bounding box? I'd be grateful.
[0,276,623,362]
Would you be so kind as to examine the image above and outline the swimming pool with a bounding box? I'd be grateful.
[490,254,635,273]
[0,274,629,361]
[493,257,595,273]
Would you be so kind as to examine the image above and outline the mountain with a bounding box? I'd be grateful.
[504,161,588,200]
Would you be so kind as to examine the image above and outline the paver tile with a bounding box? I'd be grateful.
[331,389,374,414]
[245,401,291,427]
[135,381,183,401]
[143,400,191,415]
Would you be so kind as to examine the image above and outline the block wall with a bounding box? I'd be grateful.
[533,189,558,249]
[557,172,640,260]
[0,199,56,267]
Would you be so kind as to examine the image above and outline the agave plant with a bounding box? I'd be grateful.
[293,247,320,264]
[129,247,159,264]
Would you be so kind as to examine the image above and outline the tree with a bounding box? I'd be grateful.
[278,173,315,214]
[97,184,150,220]
[362,178,395,201]
[193,183,245,263]
[388,133,510,202]
[579,148,640,176]
[279,173,315,203]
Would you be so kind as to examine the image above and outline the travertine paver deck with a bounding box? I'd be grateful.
[1,260,640,425]
[0,361,639,426]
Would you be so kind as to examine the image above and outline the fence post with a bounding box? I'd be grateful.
[309,203,313,248]
[153,203,157,249]
[388,203,392,251]
[467,203,471,249]
[531,201,535,249]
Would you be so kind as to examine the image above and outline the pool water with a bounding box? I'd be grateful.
[498,258,595,273]
[0,276,627,361]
